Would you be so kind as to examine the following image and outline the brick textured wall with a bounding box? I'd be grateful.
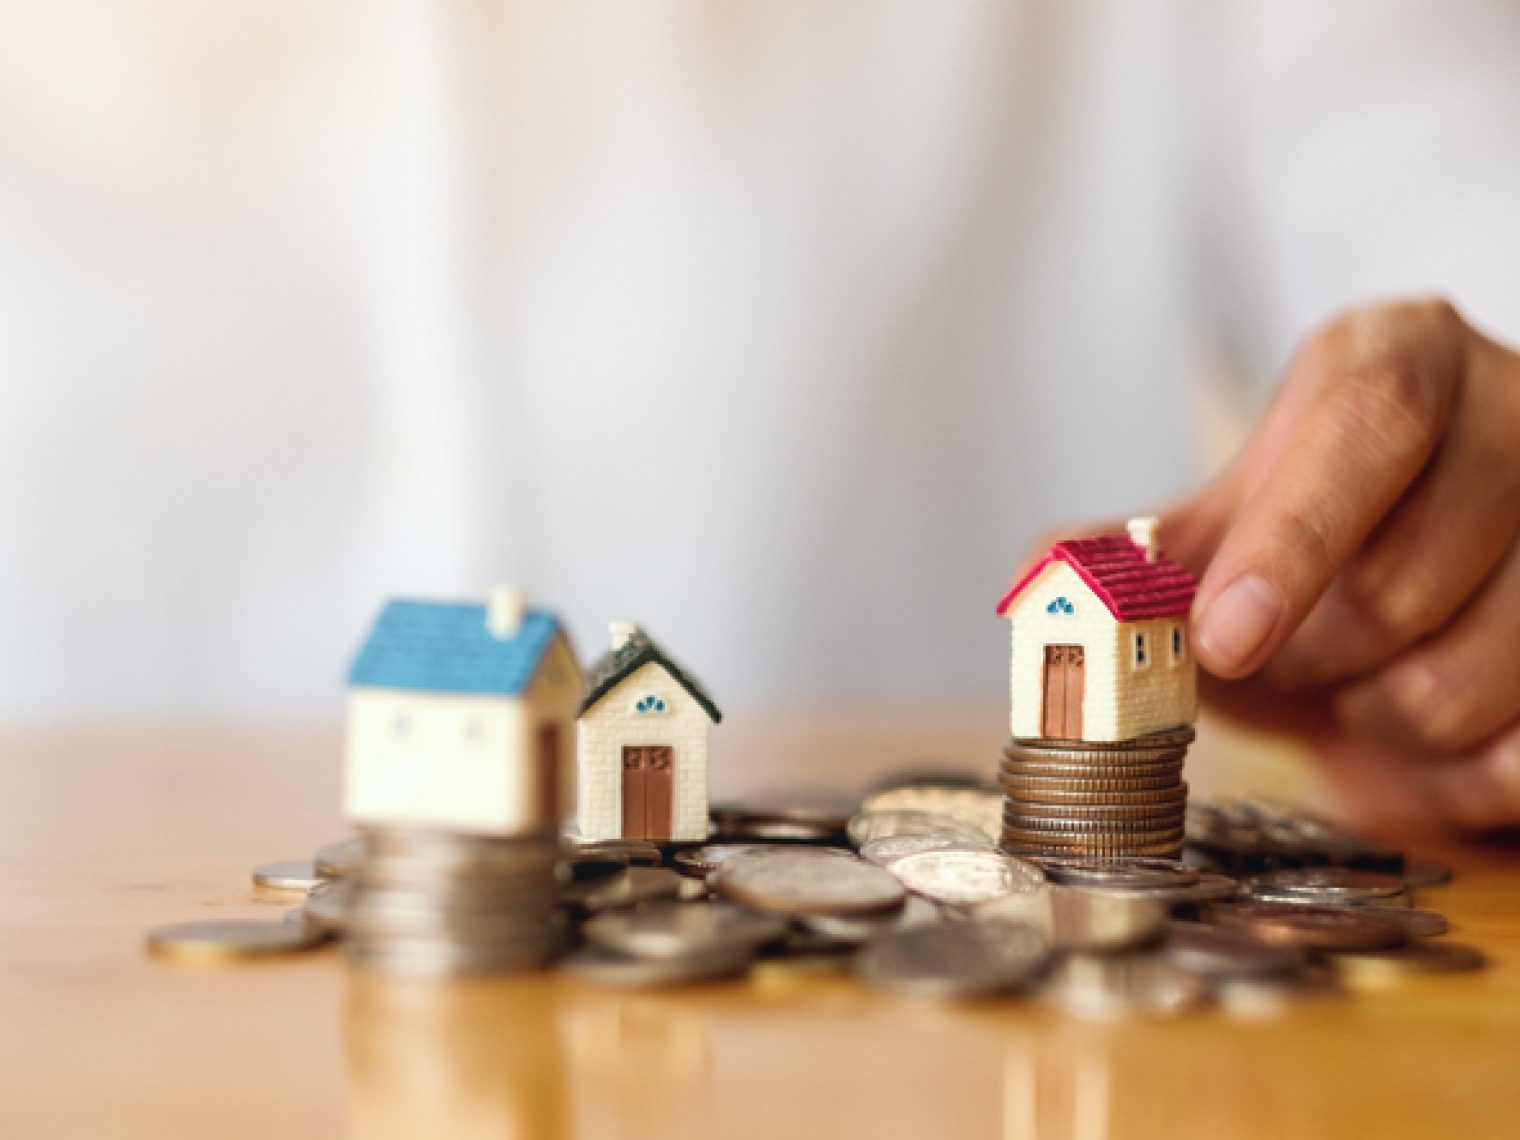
[1008,563,1196,742]
[575,662,712,841]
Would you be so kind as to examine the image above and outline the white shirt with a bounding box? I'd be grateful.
[2,1,1518,718]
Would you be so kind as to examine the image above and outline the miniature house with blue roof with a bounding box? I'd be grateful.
[345,586,584,836]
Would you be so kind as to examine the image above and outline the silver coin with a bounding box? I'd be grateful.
[314,837,366,879]
[858,834,992,867]
[801,894,943,944]
[563,866,686,913]
[1164,921,1305,978]
[1078,871,1241,908]
[584,900,786,959]
[855,920,1051,999]
[860,786,1002,843]
[560,943,754,987]
[847,810,991,848]
[251,859,326,892]
[1038,856,1199,890]
[301,878,353,934]
[1246,868,1409,908]
[888,850,1045,905]
[1041,952,1213,1021]
[713,849,906,917]
[672,843,820,878]
[147,919,326,962]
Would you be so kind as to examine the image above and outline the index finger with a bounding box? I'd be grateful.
[1191,355,1457,679]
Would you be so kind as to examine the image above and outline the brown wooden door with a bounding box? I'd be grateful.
[620,746,674,841]
[1040,645,1085,739]
[536,723,561,823]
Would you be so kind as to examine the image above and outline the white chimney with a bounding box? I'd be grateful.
[609,622,638,650]
[1127,516,1161,563]
[486,585,526,639]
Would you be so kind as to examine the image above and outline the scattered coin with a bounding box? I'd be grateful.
[856,920,1051,999]
[858,834,992,867]
[560,943,754,987]
[147,919,326,963]
[314,838,365,879]
[672,843,805,878]
[847,810,990,848]
[1324,941,1486,987]
[888,849,1045,905]
[584,899,786,959]
[252,860,326,893]
[861,785,1002,843]
[565,866,687,913]
[1246,868,1410,908]
[1038,856,1198,890]
[1403,859,1454,889]
[1207,902,1406,951]
[710,800,851,844]
[301,878,352,933]
[1365,907,1449,939]
[713,849,906,917]
[567,839,663,866]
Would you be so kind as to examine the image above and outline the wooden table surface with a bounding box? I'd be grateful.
[5,710,1520,1140]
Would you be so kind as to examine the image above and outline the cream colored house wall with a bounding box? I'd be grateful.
[1007,563,1195,742]
[1111,615,1197,740]
[344,631,584,836]
[575,661,711,842]
[1009,563,1122,739]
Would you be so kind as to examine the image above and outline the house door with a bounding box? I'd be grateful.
[1041,645,1085,739]
[537,723,562,824]
[621,746,674,841]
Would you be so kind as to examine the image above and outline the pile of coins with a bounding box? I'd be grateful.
[343,827,565,978]
[148,779,1483,1015]
[1000,727,1193,859]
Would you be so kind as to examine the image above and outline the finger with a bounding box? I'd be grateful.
[1421,722,1520,832]
[1191,306,1464,679]
[1334,540,1520,758]
[1269,336,1520,688]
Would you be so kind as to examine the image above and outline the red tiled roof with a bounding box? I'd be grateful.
[995,534,1197,622]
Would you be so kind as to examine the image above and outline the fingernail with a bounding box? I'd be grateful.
[1197,574,1283,674]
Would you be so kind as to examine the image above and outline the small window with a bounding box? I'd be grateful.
[1045,595,1075,616]
[1170,625,1185,665]
[634,695,668,714]
[1133,633,1149,670]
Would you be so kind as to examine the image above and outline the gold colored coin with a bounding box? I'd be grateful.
[147,920,325,963]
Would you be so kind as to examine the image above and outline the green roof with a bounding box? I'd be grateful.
[579,627,721,723]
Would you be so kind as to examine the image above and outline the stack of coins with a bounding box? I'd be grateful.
[345,826,565,978]
[999,726,1193,859]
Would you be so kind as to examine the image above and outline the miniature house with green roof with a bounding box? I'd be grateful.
[575,623,721,843]
[345,587,584,836]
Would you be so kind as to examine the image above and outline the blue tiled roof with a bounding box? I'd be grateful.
[347,599,562,695]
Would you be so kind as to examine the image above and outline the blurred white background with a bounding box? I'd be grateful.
[2,1,1518,722]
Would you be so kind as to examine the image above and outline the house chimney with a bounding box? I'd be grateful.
[1127,516,1161,563]
[609,622,638,651]
[486,585,526,639]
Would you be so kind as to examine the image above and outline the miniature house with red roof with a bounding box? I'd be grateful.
[996,518,1198,742]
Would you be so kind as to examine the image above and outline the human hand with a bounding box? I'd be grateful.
[1164,298,1520,834]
